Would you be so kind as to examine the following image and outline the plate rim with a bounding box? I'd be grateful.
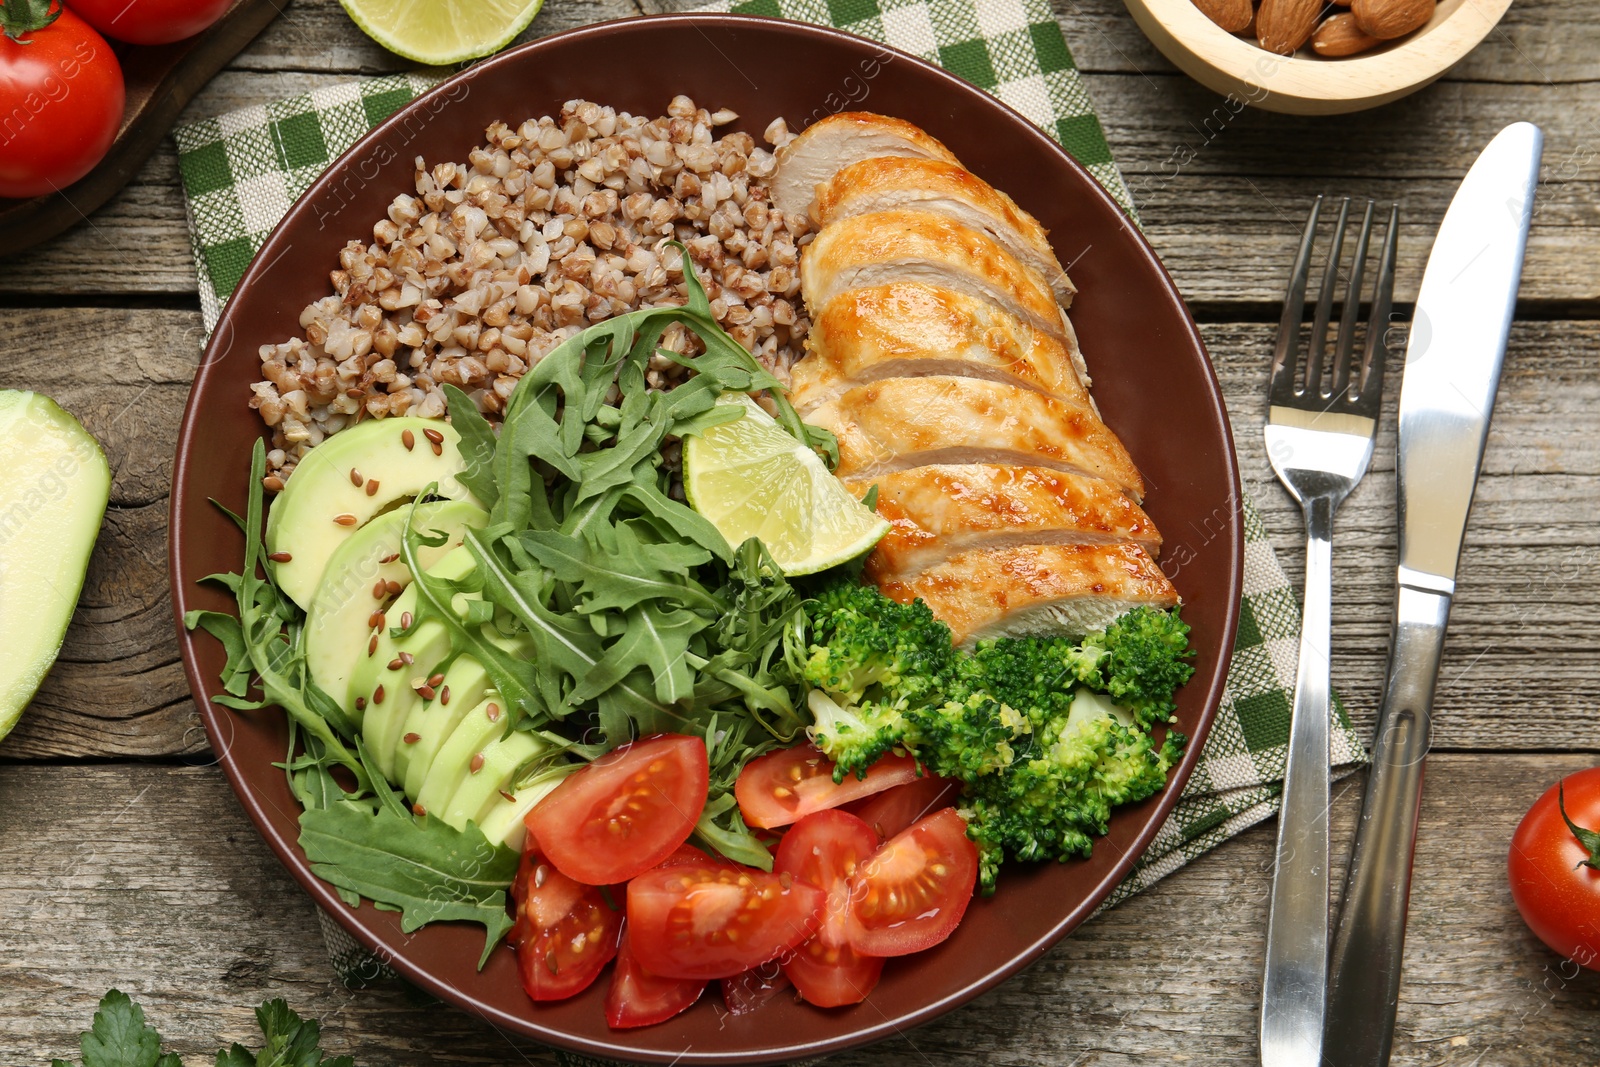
[169,13,1244,1062]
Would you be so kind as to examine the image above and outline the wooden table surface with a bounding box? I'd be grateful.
[3,0,1599,1062]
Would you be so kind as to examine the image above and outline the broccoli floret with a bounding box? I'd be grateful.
[804,580,955,707]
[802,580,959,777]
[1064,606,1197,728]
[961,689,1185,892]
[805,688,910,779]
[802,582,1193,891]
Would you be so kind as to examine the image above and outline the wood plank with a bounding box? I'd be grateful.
[2,1,1599,303]
[2,755,1594,1063]
[4,312,1599,759]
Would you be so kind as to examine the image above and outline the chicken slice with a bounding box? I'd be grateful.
[772,111,960,221]
[813,157,1075,308]
[800,210,1071,346]
[844,464,1161,580]
[790,283,1089,415]
[805,376,1144,500]
[875,543,1179,647]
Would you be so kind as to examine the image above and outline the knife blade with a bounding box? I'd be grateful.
[1322,121,1543,1067]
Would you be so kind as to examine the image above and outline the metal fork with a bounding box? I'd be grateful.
[1260,196,1398,1067]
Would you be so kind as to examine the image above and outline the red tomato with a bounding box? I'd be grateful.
[656,842,735,869]
[526,734,709,885]
[847,808,978,957]
[627,864,823,980]
[66,0,232,44]
[846,775,961,840]
[604,927,705,1029]
[777,809,885,1007]
[0,6,124,199]
[735,745,922,829]
[721,963,791,1016]
[510,844,622,1001]
[1509,769,1600,970]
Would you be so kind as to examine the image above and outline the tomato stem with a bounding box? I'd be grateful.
[0,0,62,42]
[1558,781,1600,871]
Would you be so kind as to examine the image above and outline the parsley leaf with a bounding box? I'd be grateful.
[53,991,352,1067]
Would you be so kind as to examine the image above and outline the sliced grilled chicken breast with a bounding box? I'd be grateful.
[801,210,1070,343]
[772,111,960,221]
[875,542,1178,647]
[846,464,1161,580]
[813,157,1075,308]
[806,376,1144,500]
[790,283,1089,415]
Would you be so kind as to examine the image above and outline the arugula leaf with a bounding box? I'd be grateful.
[442,384,499,510]
[299,799,519,969]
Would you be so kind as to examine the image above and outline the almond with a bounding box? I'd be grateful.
[1256,0,1321,54]
[1312,11,1381,54]
[1192,0,1253,32]
[1352,0,1434,39]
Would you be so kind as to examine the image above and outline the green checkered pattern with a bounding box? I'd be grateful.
[173,0,1364,945]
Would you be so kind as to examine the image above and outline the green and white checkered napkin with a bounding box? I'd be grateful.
[173,0,1364,952]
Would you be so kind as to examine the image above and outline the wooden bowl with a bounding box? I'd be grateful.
[1122,0,1512,114]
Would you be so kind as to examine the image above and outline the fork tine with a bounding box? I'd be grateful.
[1305,197,1351,399]
[1269,196,1322,405]
[1352,204,1399,415]
[1331,201,1376,401]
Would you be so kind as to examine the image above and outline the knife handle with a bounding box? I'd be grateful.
[1323,582,1451,1067]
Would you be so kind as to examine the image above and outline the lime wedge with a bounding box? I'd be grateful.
[339,0,544,65]
[684,394,889,576]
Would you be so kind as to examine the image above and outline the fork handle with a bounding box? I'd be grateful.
[1260,494,1335,1067]
[1322,582,1450,1066]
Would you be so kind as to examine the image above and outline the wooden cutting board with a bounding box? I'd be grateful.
[0,0,281,257]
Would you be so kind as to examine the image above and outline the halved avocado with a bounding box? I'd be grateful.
[305,499,488,714]
[0,392,110,742]
[266,416,477,609]
[353,548,478,782]
[476,779,566,851]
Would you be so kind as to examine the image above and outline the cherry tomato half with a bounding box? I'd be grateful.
[605,926,705,1029]
[627,864,823,980]
[777,809,885,1007]
[0,7,124,199]
[526,734,709,885]
[735,744,922,829]
[1509,768,1600,970]
[66,0,232,45]
[846,775,961,841]
[509,843,623,1001]
[847,808,978,957]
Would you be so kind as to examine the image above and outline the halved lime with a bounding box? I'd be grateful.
[339,0,544,66]
[684,394,889,576]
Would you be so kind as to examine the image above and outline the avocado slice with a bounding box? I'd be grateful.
[305,498,488,713]
[439,724,549,832]
[476,779,566,851]
[266,416,477,610]
[394,656,497,801]
[0,392,110,742]
[414,687,526,818]
[353,547,478,782]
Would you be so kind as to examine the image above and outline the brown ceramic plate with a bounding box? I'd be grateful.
[171,14,1242,1064]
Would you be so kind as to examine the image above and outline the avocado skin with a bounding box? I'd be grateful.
[0,391,110,744]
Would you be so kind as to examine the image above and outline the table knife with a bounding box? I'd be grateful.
[1322,121,1543,1067]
